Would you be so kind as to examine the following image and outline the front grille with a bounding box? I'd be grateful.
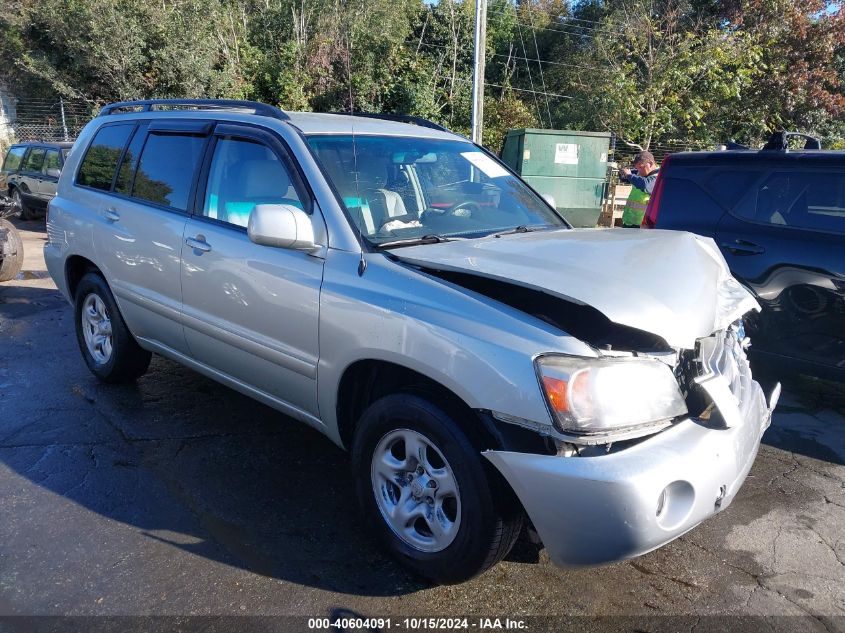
[675,323,754,420]
[698,325,752,402]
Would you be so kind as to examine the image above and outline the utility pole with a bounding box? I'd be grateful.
[470,0,487,144]
[59,98,69,142]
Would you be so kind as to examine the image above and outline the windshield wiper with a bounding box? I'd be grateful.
[490,225,534,238]
[376,234,460,249]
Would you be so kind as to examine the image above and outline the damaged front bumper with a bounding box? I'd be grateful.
[484,377,779,568]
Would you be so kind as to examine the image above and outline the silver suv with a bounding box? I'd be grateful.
[45,99,780,584]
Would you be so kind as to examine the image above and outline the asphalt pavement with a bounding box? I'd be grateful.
[1,217,843,632]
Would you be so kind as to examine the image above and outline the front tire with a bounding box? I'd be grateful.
[74,272,151,382]
[351,393,522,584]
[0,219,24,282]
[12,189,37,221]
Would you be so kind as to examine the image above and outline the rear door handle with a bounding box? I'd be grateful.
[186,236,212,253]
[720,240,764,255]
[103,209,120,222]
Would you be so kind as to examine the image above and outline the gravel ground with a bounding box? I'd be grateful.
[1,217,843,632]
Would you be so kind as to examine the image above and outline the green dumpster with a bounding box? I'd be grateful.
[501,129,611,227]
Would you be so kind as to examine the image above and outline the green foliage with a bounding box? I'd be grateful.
[483,92,539,151]
[556,0,766,149]
[0,0,842,150]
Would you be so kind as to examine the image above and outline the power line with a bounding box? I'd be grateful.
[515,18,544,126]
[449,76,573,101]
[485,7,623,38]
[530,24,553,126]
[486,2,626,34]
[406,39,601,72]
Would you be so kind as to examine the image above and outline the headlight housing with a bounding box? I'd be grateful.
[536,355,688,437]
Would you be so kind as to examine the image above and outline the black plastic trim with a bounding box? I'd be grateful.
[98,99,289,121]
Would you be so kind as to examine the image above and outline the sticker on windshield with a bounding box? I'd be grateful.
[461,152,510,178]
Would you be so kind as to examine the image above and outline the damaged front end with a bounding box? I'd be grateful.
[480,306,780,568]
[423,266,772,447]
[394,229,780,567]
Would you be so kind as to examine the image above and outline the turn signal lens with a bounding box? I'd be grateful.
[542,376,568,413]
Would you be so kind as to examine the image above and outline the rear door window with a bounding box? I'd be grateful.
[131,132,207,211]
[43,150,61,176]
[737,171,845,234]
[654,176,724,234]
[704,170,764,210]
[21,147,46,174]
[115,123,149,195]
[3,147,26,171]
[77,124,135,191]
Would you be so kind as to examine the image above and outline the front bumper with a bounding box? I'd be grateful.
[484,378,778,568]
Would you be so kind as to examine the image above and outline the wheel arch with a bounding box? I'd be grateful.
[65,255,103,300]
[336,359,494,451]
[335,359,550,459]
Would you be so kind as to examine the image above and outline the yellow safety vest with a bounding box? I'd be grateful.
[622,185,650,227]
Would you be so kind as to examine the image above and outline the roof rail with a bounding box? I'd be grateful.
[762,131,821,151]
[331,111,451,133]
[99,99,289,121]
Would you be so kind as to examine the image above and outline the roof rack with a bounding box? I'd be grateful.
[331,111,451,133]
[762,131,821,151]
[98,99,289,121]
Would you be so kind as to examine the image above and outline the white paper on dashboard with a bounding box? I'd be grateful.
[461,152,510,178]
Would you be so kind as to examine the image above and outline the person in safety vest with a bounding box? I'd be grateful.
[619,151,659,228]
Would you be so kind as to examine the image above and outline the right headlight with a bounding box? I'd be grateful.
[535,355,688,437]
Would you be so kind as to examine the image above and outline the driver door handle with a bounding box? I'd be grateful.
[186,236,212,253]
[720,239,764,255]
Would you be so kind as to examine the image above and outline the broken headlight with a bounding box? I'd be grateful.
[536,355,688,437]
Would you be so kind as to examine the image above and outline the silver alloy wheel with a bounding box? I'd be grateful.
[11,190,22,215]
[81,293,114,365]
[371,428,462,553]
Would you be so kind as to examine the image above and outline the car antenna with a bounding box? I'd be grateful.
[345,18,367,277]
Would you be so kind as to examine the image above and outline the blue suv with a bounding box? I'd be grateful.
[643,136,845,383]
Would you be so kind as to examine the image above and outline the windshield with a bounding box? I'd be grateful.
[306,135,566,245]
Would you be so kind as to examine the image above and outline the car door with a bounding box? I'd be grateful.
[1,145,27,194]
[18,146,47,210]
[715,168,845,377]
[39,148,62,204]
[84,120,209,354]
[181,123,325,418]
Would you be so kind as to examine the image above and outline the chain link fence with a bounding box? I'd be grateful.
[611,139,718,167]
[10,97,93,143]
[0,97,94,158]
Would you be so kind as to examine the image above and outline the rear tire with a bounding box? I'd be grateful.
[74,272,151,383]
[0,219,23,282]
[351,393,522,584]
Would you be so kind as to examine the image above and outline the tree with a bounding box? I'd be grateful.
[718,0,845,144]
[1,0,250,103]
[558,0,762,149]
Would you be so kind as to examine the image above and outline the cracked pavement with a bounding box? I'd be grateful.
[1,218,844,629]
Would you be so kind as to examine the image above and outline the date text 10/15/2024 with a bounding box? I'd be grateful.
[308,617,528,630]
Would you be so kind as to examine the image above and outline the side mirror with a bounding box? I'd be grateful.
[542,194,556,209]
[46,168,61,179]
[248,204,319,252]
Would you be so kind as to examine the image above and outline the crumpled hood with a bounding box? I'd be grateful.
[395,228,760,349]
